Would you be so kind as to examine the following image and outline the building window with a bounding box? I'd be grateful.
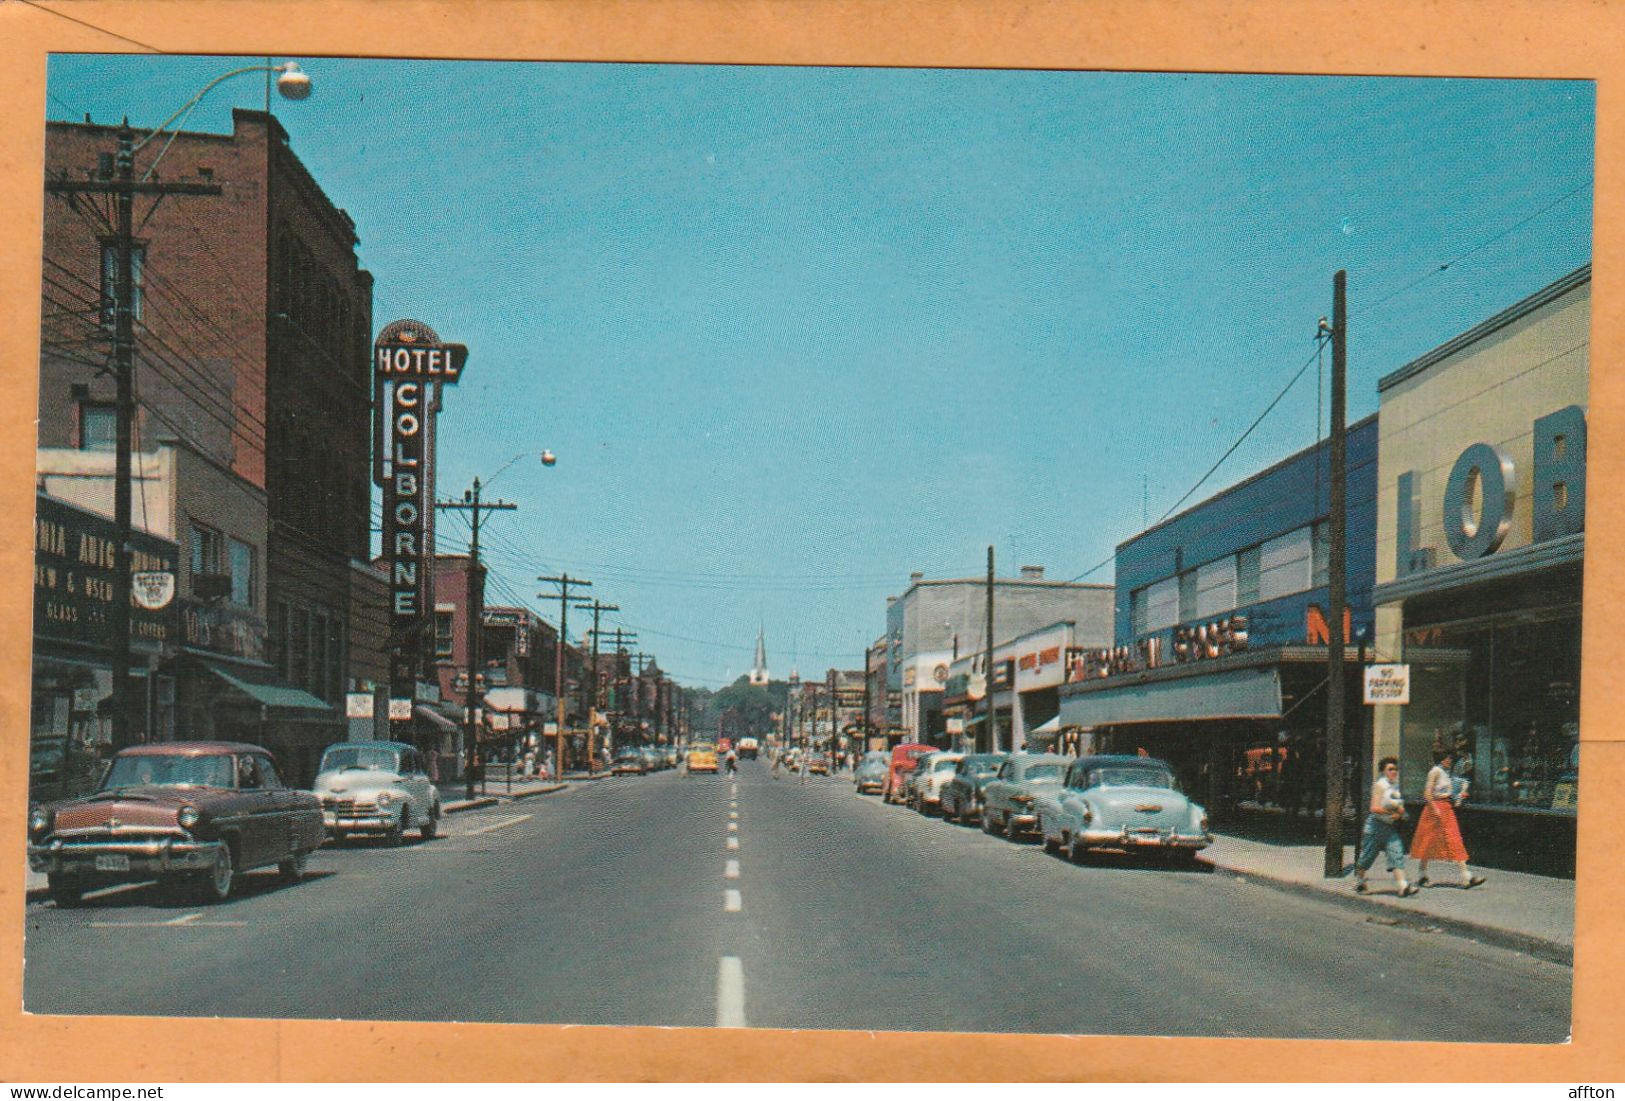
[435,611,455,658]
[99,241,145,327]
[1196,556,1238,618]
[1144,576,1180,634]
[1178,570,1199,623]
[189,523,223,595]
[78,403,116,451]
[1259,526,1313,602]
[228,537,255,607]
[1312,521,1331,589]
[1236,546,1261,606]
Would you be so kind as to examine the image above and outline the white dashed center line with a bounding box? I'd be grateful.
[717,956,746,1028]
[726,837,739,851]
[724,859,740,879]
[728,822,737,832]
[729,811,738,820]
[724,889,742,912]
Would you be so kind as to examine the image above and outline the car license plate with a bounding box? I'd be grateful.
[94,854,130,872]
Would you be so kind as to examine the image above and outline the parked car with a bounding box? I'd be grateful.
[981,753,1070,839]
[1035,754,1212,862]
[613,750,648,775]
[687,742,720,774]
[908,751,964,812]
[28,741,325,906]
[883,743,938,804]
[854,751,890,794]
[940,753,1009,823]
[314,741,441,845]
[807,751,831,775]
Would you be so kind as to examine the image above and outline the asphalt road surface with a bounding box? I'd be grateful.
[22,762,1571,1041]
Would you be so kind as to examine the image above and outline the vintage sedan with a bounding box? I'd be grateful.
[907,751,964,813]
[612,750,648,775]
[940,753,1009,824]
[854,751,890,794]
[314,741,441,845]
[807,751,831,775]
[980,753,1070,840]
[883,742,938,804]
[27,741,324,906]
[1035,754,1212,862]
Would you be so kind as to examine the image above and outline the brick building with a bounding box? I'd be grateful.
[38,109,372,785]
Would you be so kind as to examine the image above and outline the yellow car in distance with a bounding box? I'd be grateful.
[687,742,719,774]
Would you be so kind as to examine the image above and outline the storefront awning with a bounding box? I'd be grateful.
[413,705,461,733]
[1030,714,1061,734]
[202,661,333,715]
[1058,666,1282,727]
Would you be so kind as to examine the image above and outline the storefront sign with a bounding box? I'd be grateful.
[346,693,375,719]
[1071,637,1164,681]
[1363,664,1411,705]
[946,716,965,735]
[34,495,177,649]
[375,342,468,381]
[389,698,413,720]
[180,598,267,662]
[1397,405,1585,574]
[1172,614,1249,662]
[131,571,175,611]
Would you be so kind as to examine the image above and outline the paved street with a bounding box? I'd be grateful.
[23,764,1569,1041]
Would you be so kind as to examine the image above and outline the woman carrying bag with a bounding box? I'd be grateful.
[1411,749,1486,889]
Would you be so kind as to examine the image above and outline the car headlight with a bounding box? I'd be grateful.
[28,807,51,837]
[178,805,200,829]
[377,791,393,806]
[1081,804,1094,824]
[1199,813,1210,833]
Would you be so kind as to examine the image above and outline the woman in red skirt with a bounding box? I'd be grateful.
[1411,749,1486,889]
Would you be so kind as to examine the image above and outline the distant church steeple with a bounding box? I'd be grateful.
[749,624,770,686]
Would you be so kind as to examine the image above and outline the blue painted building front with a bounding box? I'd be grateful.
[1057,416,1378,828]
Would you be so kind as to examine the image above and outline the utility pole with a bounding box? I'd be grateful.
[1324,269,1349,878]
[47,124,221,751]
[985,545,997,754]
[574,599,619,765]
[539,573,591,779]
[437,477,516,799]
[598,626,638,746]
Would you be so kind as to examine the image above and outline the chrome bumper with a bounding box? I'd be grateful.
[1009,811,1038,827]
[324,812,398,833]
[1077,827,1211,849]
[28,837,224,877]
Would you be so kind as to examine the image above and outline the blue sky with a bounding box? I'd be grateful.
[45,58,1594,689]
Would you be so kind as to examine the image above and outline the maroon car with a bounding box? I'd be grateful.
[27,742,325,907]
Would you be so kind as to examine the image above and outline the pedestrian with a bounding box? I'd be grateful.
[1354,756,1418,896]
[725,747,738,776]
[1411,749,1486,889]
[798,750,810,785]
[770,747,781,780]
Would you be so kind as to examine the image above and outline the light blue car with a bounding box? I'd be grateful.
[1035,754,1211,865]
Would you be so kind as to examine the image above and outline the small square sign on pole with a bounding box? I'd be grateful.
[1363,664,1410,705]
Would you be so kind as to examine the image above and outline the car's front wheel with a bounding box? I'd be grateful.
[47,874,83,909]
[1041,822,1061,854]
[196,844,235,904]
[420,805,439,841]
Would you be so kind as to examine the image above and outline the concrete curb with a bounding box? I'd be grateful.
[442,797,500,815]
[1205,860,1573,967]
[508,784,568,801]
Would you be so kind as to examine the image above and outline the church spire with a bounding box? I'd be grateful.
[749,624,770,685]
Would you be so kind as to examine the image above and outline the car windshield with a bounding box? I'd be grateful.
[932,758,960,772]
[965,755,1003,773]
[102,753,235,790]
[1088,766,1176,790]
[320,746,401,772]
[1023,763,1064,781]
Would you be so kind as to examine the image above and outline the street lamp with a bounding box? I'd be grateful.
[62,62,313,753]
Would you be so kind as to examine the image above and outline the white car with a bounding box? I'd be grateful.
[907,751,964,813]
[1035,754,1211,864]
[314,741,441,845]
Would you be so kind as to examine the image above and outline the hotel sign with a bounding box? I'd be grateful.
[374,319,468,696]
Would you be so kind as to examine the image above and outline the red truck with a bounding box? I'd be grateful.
[883,743,939,805]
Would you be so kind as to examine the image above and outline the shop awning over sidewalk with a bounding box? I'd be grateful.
[1057,666,1282,727]
[200,659,333,716]
[414,705,461,733]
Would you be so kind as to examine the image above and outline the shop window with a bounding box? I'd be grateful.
[228,537,255,607]
[1196,556,1237,618]
[1236,546,1261,605]
[1259,526,1312,602]
[99,241,145,327]
[78,403,117,451]
[190,523,225,597]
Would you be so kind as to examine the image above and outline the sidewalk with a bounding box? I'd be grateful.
[436,777,576,813]
[1202,832,1574,965]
